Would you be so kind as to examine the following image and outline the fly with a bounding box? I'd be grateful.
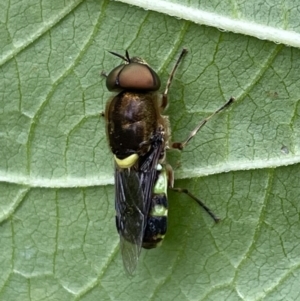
[103,49,234,275]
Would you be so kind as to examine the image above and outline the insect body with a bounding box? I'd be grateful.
[104,49,234,275]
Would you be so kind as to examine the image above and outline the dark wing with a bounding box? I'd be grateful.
[115,132,164,275]
[138,132,165,222]
[115,168,145,275]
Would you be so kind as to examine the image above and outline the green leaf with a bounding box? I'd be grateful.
[1,1,300,300]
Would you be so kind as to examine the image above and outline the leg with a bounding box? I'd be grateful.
[165,164,219,222]
[171,187,220,223]
[161,48,188,110]
[172,97,235,150]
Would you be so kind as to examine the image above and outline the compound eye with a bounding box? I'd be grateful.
[106,63,161,92]
[106,65,124,91]
[118,63,161,91]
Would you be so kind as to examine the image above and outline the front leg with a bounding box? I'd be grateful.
[161,48,188,110]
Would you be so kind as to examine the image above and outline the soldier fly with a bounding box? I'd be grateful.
[103,49,234,275]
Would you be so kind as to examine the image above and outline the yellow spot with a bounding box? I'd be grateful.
[151,205,168,216]
[114,154,138,168]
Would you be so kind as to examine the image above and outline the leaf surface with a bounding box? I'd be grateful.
[1,1,300,300]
